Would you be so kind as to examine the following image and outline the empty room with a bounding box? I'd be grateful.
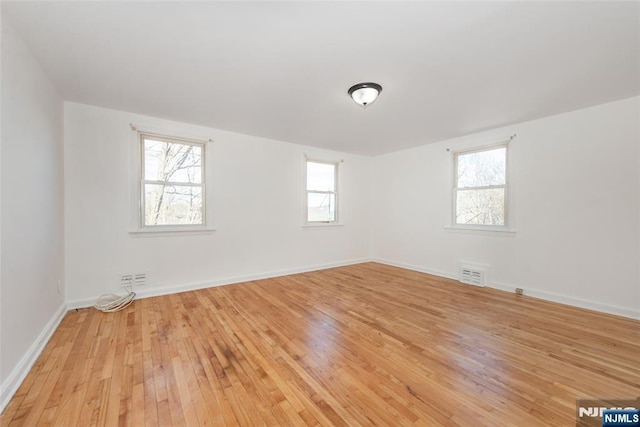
[1,1,639,426]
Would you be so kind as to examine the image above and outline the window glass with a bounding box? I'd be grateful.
[454,145,508,227]
[306,160,338,223]
[307,162,335,192]
[456,147,506,188]
[141,134,205,227]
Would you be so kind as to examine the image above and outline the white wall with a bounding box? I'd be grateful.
[0,15,66,405]
[372,97,640,319]
[64,102,371,305]
[61,97,640,318]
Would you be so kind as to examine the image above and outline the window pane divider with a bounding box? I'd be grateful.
[307,190,335,194]
[455,184,506,191]
[143,180,204,187]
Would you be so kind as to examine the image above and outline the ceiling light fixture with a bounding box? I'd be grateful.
[348,82,382,108]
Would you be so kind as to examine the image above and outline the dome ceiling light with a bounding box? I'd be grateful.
[348,82,382,108]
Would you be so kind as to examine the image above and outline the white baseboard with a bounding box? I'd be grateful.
[67,258,371,309]
[0,303,68,413]
[490,280,640,320]
[371,258,458,281]
[374,258,640,320]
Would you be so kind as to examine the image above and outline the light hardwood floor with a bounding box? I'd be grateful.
[1,263,639,426]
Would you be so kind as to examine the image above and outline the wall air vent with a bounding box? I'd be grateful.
[121,273,146,287]
[459,263,490,287]
[133,273,146,286]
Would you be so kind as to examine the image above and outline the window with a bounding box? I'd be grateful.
[140,133,205,228]
[453,144,508,227]
[305,159,338,223]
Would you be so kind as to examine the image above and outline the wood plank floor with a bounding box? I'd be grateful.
[2,262,639,426]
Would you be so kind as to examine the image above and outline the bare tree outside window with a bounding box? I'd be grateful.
[454,146,507,226]
[141,135,204,226]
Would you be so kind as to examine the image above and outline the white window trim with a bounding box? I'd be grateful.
[303,157,341,227]
[446,136,516,234]
[129,124,215,235]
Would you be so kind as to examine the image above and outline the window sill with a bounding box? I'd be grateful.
[444,225,516,237]
[302,223,344,229]
[129,227,216,237]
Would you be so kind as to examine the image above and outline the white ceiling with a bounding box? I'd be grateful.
[3,1,639,156]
